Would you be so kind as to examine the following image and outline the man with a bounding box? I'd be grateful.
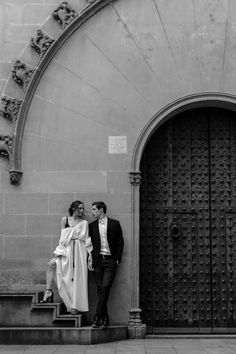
[89,201,124,328]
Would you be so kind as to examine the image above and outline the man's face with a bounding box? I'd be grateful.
[91,205,102,219]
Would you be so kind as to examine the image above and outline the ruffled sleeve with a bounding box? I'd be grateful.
[53,227,73,256]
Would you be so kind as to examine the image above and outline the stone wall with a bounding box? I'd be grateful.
[1,0,236,324]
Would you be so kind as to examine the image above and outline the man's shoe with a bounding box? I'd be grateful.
[91,316,101,328]
[101,314,109,329]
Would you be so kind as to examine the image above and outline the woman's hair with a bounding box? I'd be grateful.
[68,200,84,216]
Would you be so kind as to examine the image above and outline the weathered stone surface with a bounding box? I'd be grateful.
[48,193,75,215]
[4,236,52,258]
[4,193,48,214]
[0,215,25,235]
[26,215,60,235]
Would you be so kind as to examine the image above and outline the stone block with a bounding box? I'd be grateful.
[2,77,24,100]
[76,192,131,216]
[1,171,107,194]
[23,5,56,25]
[4,4,25,24]
[19,42,43,67]
[4,24,38,42]
[0,42,25,63]
[0,63,12,79]
[4,236,52,259]
[26,215,60,235]
[4,193,48,214]
[49,193,75,214]
[0,269,45,290]
[0,193,3,214]
[0,326,127,344]
[107,171,130,194]
[0,79,6,94]
[0,215,25,235]
[0,236,3,258]
[127,324,146,339]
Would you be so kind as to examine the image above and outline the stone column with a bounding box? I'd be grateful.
[128,171,146,339]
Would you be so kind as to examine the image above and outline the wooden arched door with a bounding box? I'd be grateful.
[140,108,236,333]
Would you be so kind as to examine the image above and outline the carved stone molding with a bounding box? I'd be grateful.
[9,170,23,185]
[129,171,142,186]
[12,60,35,90]
[52,2,77,30]
[31,29,54,58]
[0,0,114,185]
[0,96,22,128]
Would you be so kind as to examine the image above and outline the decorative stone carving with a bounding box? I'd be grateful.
[9,170,23,185]
[0,96,22,128]
[0,135,13,158]
[129,171,142,186]
[12,60,35,90]
[52,2,77,30]
[31,29,54,58]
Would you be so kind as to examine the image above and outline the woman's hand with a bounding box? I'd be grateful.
[88,252,94,271]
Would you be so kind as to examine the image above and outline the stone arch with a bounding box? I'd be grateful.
[129,92,236,327]
[0,0,113,184]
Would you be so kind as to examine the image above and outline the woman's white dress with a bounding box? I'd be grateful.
[53,219,92,312]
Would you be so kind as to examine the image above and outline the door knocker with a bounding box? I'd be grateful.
[169,222,181,239]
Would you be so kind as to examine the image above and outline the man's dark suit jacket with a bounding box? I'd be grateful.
[89,217,124,268]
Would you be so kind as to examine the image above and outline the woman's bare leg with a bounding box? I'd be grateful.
[40,259,56,302]
[46,259,56,289]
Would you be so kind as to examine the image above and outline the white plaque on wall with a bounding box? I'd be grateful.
[109,136,127,154]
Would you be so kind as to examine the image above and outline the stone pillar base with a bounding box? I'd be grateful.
[128,308,146,339]
[127,324,146,339]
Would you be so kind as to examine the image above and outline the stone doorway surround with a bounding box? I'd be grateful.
[128,92,236,337]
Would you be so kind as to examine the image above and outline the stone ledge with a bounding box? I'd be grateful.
[0,326,128,345]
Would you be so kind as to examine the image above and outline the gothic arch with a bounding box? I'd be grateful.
[129,92,236,327]
[0,0,113,184]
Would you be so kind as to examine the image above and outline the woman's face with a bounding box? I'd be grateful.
[73,203,84,218]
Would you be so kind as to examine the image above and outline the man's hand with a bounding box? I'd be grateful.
[88,252,94,271]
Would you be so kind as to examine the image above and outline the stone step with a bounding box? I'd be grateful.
[0,326,128,344]
[0,291,82,327]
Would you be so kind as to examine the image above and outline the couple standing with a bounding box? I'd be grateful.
[40,200,124,329]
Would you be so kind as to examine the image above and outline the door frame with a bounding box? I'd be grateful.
[129,92,236,329]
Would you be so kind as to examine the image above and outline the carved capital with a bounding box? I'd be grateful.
[129,171,142,186]
[9,170,23,185]
[0,96,22,127]
[52,2,77,30]
[31,29,54,58]
[12,60,35,90]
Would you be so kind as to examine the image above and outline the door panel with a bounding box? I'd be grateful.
[140,108,236,333]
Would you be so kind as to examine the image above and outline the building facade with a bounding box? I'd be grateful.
[1,0,236,334]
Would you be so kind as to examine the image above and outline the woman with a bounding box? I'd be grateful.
[40,200,93,314]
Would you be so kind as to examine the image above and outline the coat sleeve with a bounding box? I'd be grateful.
[84,221,93,253]
[116,220,124,262]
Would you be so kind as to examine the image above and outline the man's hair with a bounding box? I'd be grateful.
[92,201,107,214]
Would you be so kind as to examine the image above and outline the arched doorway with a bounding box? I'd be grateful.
[140,107,236,334]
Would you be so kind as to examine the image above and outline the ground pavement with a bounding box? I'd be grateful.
[1,337,236,354]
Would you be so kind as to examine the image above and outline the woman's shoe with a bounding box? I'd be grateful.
[70,308,79,315]
[40,289,54,303]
